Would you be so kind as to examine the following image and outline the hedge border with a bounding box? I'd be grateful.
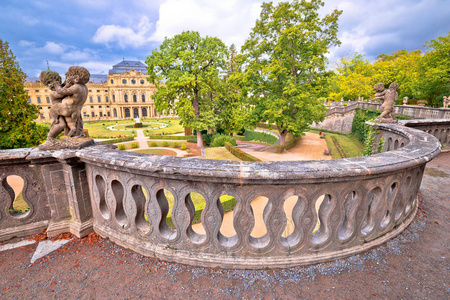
[100,136,135,144]
[147,135,192,140]
[224,142,261,162]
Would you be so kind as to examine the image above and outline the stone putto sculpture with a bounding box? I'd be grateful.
[374,82,399,123]
[403,96,408,105]
[443,96,449,109]
[39,67,94,150]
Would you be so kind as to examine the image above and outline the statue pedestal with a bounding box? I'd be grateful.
[39,136,94,151]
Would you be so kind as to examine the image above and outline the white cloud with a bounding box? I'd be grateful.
[150,0,265,48]
[92,16,153,48]
[18,40,36,48]
[61,49,96,61]
[43,42,66,55]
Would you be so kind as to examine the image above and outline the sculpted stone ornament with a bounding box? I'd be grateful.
[403,96,408,105]
[374,82,399,123]
[443,96,449,109]
[38,67,94,150]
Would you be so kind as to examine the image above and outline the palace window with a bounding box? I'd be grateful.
[91,106,94,108]
[113,108,117,117]
[131,79,136,84]
[46,97,50,103]
[90,96,93,103]
[40,113,44,119]
[142,108,147,117]
[91,111,95,117]
[37,97,41,104]
[107,111,111,117]
[35,90,39,92]
[133,108,139,118]
[105,96,109,102]
[97,96,101,103]
[112,94,115,102]
[99,112,103,117]
[133,94,137,102]
[89,90,92,92]
[83,112,88,117]
[124,93,128,102]
[122,79,127,84]
[124,108,130,117]
[142,94,145,102]
[97,90,100,93]
[140,79,145,84]
[110,79,114,84]
[28,97,31,103]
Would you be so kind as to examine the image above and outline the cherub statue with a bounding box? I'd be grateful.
[375,82,399,123]
[373,83,386,104]
[39,66,90,140]
[403,96,408,105]
[443,96,449,109]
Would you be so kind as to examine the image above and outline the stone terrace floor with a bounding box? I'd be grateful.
[0,153,449,299]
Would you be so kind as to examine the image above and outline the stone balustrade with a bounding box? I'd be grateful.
[0,121,444,269]
[328,101,450,119]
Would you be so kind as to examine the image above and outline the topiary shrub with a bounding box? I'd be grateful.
[118,144,126,150]
[173,142,179,148]
[180,143,187,150]
[131,142,139,148]
[149,141,157,147]
[162,141,169,147]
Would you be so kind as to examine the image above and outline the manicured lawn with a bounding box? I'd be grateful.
[12,192,29,212]
[82,118,183,138]
[132,149,177,156]
[308,129,364,159]
[197,147,241,161]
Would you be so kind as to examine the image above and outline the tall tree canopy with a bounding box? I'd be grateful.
[238,0,341,145]
[0,39,46,149]
[146,31,228,148]
[416,32,450,107]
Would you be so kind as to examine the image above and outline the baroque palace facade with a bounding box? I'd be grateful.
[25,60,161,122]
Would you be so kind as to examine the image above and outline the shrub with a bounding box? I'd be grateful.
[118,144,126,150]
[101,136,134,144]
[162,141,169,147]
[244,130,278,144]
[131,142,139,149]
[173,142,179,148]
[211,135,237,147]
[180,143,187,150]
[149,141,157,147]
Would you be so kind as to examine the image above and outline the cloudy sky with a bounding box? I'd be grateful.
[1,0,449,77]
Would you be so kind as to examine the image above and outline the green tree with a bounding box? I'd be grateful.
[146,31,228,148]
[334,53,375,100]
[0,39,46,149]
[215,44,249,136]
[239,0,341,145]
[416,32,450,107]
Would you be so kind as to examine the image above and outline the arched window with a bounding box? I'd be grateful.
[122,79,127,84]
[140,79,145,84]
[124,108,130,118]
[131,79,136,84]
[141,94,145,102]
[133,108,139,118]
[110,79,114,84]
[124,93,128,102]
[112,93,115,102]
[133,94,137,102]
[113,108,117,117]
[142,108,147,117]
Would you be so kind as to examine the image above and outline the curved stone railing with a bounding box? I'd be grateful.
[0,121,443,269]
[75,122,440,269]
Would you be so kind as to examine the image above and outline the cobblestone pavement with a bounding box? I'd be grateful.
[0,153,448,299]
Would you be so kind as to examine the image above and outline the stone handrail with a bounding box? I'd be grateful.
[0,122,443,269]
[326,101,450,119]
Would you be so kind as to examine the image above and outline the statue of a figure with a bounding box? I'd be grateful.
[443,96,449,109]
[403,96,408,105]
[374,82,399,123]
[39,66,94,150]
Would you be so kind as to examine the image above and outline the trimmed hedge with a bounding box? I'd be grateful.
[101,136,134,144]
[244,129,278,145]
[147,134,192,140]
[224,142,261,162]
